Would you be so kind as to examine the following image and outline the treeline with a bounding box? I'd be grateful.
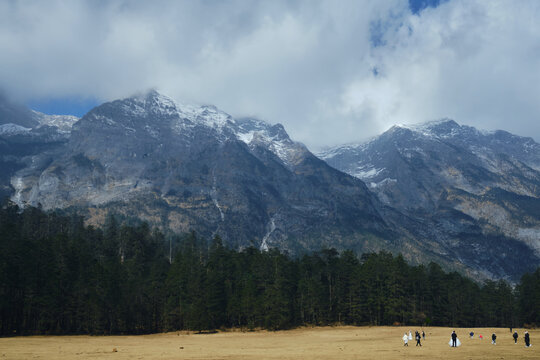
[0,203,539,335]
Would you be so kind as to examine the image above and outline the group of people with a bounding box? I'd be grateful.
[402,329,532,348]
[402,330,425,346]
[451,330,531,347]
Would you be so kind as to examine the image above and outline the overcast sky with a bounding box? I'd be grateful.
[1,0,539,150]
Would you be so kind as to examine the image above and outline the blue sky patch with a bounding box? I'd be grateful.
[27,96,99,117]
[409,0,448,14]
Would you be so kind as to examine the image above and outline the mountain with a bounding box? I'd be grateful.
[2,93,538,280]
[0,95,78,199]
[3,91,392,255]
[319,119,540,279]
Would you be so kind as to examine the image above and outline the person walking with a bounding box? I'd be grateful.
[415,331,422,346]
[451,331,458,347]
[403,333,409,346]
[408,330,412,341]
[524,331,531,347]
[513,331,518,344]
[491,333,496,345]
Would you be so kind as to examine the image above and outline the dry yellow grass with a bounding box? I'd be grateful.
[0,326,537,359]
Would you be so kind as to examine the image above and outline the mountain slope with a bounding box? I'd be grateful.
[319,119,540,278]
[6,91,391,254]
[3,94,538,280]
[0,95,78,199]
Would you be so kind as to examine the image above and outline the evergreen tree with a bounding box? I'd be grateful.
[0,203,539,334]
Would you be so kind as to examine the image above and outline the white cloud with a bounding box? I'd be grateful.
[341,0,540,146]
[0,0,539,149]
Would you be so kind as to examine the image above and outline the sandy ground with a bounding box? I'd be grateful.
[0,326,537,359]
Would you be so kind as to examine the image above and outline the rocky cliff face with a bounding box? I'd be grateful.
[319,119,540,279]
[0,94,76,200]
[4,91,391,255]
[2,93,539,281]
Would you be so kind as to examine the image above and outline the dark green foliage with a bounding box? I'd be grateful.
[517,268,540,327]
[0,203,539,335]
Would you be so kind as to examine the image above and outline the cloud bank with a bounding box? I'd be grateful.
[1,0,539,149]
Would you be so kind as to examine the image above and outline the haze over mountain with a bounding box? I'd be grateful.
[1,92,539,281]
[3,0,540,149]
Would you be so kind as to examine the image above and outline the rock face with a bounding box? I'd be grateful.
[319,119,540,279]
[0,95,76,200]
[2,93,539,281]
[3,91,390,254]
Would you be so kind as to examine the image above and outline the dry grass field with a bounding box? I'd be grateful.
[0,326,537,360]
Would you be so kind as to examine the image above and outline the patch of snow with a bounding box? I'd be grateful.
[92,114,116,126]
[122,92,303,166]
[210,176,225,221]
[0,123,31,135]
[196,105,233,129]
[33,111,79,131]
[260,216,276,251]
[11,176,25,207]
[353,166,384,179]
[369,178,397,188]
[316,142,364,160]
[123,102,147,117]
[239,125,303,166]
[170,117,195,135]
[130,92,235,133]
[237,131,255,144]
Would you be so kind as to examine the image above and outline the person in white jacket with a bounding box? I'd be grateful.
[403,333,409,346]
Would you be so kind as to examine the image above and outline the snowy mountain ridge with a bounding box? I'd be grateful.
[32,111,79,132]
[0,123,31,135]
[108,90,307,167]
[3,90,391,266]
[319,119,540,177]
[319,118,540,267]
[2,94,539,280]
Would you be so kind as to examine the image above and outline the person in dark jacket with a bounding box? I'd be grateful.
[451,331,457,347]
[415,331,422,346]
[524,331,531,347]
[491,333,496,345]
[513,331,518,344]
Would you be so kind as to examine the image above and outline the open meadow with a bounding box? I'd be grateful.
[0,326,537,360]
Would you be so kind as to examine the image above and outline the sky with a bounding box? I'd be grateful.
[1,0,539,150]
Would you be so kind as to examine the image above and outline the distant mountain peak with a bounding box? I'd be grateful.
[73,91,306,167]
[318,118,540,278]
[407,118,459,129]
[391,118,463,138]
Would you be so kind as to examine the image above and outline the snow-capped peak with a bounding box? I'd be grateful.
[0,123,32,135]
[32,111,79,132]
[392,119,484,140]
[126,90,234,130]
[317,142,364,160]
[95,91,307,167]
[195,104,234,129]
